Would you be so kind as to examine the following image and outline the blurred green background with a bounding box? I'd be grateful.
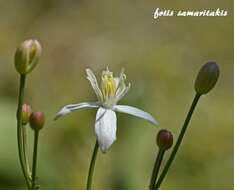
[0,0,233,189]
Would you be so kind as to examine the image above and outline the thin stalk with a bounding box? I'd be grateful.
[31,131,39,190]
[16,74,31,189]
[154,93,201,189]
[22,124,31,178]
[86,141,99,190]
[149,148,165,190]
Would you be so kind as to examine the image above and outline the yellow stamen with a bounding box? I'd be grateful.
[101,69,116,100]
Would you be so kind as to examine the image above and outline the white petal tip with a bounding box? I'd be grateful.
[54,113,62,120]
[151,119,159,126]
[86,68,91,74]
[100,147,108,153]
[99,138,116,153]
[144,114,159,126]
[54,108,71,120]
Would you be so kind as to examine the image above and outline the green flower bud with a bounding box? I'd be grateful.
[157,129,173,150]
[22,103,32,125]
[14,39,42,74]
[29,112,45,131]
[194,62,220,95]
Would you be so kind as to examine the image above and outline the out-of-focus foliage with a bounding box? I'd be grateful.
[0,0,233,189]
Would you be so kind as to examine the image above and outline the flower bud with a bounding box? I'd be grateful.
[29,112,45,131]
[194,62,220,95]
[14,39,42,74]
[22,104,32,125]
[157,129,173,150]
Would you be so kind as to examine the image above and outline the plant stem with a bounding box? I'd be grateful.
[154,93,201,189]
[22,124,31,178]
[149,148,165,190]
[16,74,31,189]
[31,131,39,190]
[86,140,99,190]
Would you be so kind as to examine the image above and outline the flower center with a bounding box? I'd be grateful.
[101,69,116,101]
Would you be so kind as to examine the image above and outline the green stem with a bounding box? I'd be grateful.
[154,93,201,189]
[31,131,39,190]
[149,148,165,190]
[16,74,31,189]
[22,124,31,178]
[86,141,99,190]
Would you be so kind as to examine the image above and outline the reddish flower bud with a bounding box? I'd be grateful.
[194,62,220,95]
[22,103,32,125]
[29,112,45,131]
[157,129,173,150]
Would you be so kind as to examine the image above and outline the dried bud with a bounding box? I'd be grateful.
[194,62,220,95]
[157,129,173,150]
[29,112,45,131]
[14,39,42,74]
[22,104,32,125]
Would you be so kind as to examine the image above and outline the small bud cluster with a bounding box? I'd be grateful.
[15,39,45,189]
[21,103,45,131]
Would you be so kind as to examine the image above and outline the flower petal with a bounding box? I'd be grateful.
[115,69,131,101]
[54,102,99,120]
[86,68,103,101]
[116,83,131,101]
[113,105,158,125]
[95,107,117,153]
[115,69,125,89]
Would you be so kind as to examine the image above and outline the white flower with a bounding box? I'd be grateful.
[55,68,158,153]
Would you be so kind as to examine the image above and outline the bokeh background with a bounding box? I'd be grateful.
[0,0,233,189]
